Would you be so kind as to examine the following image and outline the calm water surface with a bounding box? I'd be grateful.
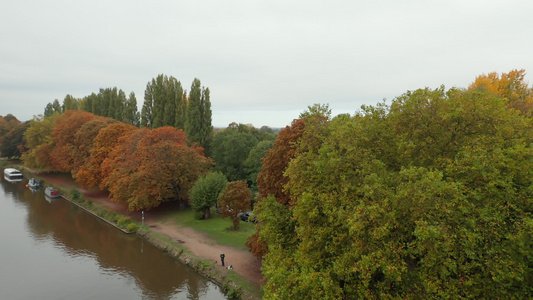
[0,174,226,300]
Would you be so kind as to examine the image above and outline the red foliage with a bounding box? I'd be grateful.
[257,118,307,205]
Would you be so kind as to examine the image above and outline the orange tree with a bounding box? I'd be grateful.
[49,110,107,173]
[71,118,117,174]
[469,69,533,115]
[102,126,213,211]
[74,122,137,189]
[217,180,251,230]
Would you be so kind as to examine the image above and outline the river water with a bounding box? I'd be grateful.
[0,174,226,300]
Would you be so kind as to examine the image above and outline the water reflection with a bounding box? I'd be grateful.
[0,174,224,299]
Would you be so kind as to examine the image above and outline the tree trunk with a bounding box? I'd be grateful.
[204,206,211,219]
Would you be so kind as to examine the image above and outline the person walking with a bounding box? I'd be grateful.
[220,253,225,267]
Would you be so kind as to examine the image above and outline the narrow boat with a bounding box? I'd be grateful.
[45,186,61,198]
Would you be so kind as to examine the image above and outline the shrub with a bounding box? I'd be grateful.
[194,209,205,220]
[70,189,81,201]
[126,223,139,232]
[117,216,131,228]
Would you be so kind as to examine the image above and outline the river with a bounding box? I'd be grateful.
[0,173,226,300]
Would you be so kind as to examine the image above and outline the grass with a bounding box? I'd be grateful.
[225,269,259,298]
[159,208,256,251]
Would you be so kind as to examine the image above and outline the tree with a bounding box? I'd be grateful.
[243,139,274,191]
[246,105,330,260]
[62,94,79,111]
[103,127,213,211]
[0,121,28,158]
[141,74,185,129]
[0,114,21,136]
[125,92,140,127]
[74,122,137,189]
[49,110,105,173]
[256,118,307,205]
[52,99,62,113]
[245,117,308,259]
[22,114,58,171]
[189,171,228,219]
[218,181,252,230]
[77,88,139,125]
[257,88,533,298]
[44,103,55,117]
[469,69,533,115]
[211,127,259,181]
[185,78,213,152]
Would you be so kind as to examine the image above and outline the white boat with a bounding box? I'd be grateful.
[27,178,40,188]
[4,168,23,179]
[45,186,61,199]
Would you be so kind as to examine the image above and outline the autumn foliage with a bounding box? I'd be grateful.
[74,122,137,189]
[469,69,533,115]
[22,111,212,211]
[102,127,212,210]
[218,180,252,230]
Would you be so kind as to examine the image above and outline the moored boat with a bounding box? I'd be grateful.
[45,186,61,198]
[4,168,23,180]
[27,178,40,188]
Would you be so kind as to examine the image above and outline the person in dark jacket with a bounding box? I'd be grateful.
[220,253,225,266]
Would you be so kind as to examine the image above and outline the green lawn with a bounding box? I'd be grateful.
[158,208,257,251]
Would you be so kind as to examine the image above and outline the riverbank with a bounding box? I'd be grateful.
[12,164,263,300]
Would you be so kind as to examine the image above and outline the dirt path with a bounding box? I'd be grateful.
[37,173,263,289]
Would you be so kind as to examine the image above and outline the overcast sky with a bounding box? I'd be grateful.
[1,0,532,128]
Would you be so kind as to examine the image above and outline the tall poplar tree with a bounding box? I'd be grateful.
[62,94,79,111]
[52,99,62,113]
[124,92,140,127]
[185,78,213,153]
[141,74,185,129]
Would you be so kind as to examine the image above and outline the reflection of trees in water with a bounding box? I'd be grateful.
[20,187,220,299]
[0,177,31,207]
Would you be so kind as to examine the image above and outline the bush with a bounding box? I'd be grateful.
[126,223,139,232]
[70,189,81,201]
[117,216,131,228]
[194,209,205,220]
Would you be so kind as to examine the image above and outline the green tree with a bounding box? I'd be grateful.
[244,139,274,191]
[44,100,62,116]
[44,103,54,117]
[211,127,258,181]
[218,180,252,230]
[0,121,28,158]
[62,94,79,111]
[141,74,185,129]
[258,88,533,299]
[124,92,140,127]
[22,114,58,171]
[185,78,213,152]
[189,171,228,219]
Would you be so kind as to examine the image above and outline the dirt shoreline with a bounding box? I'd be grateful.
[24,169,263,300]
